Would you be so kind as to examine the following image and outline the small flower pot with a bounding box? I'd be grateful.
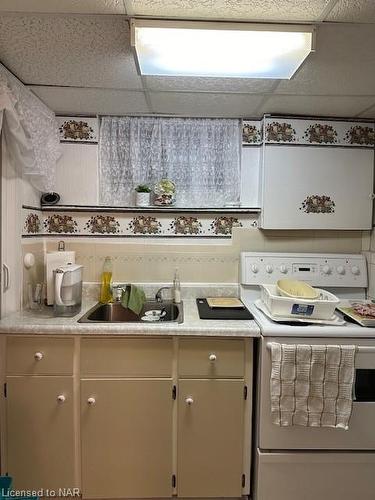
[135,192,151,207]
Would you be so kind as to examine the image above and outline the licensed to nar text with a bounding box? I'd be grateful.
[2,488,81,497]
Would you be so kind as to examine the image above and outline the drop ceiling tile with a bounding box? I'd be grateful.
[275,24,375,95]
[144,76,277,93]
[30,86,149,115]
[258,95,375,118]
[0,0,125,14]
[0,14,142,89]
[126,0,330,21]
[326,0,375,23]
[149,92,264,117]
[357,104,375,119]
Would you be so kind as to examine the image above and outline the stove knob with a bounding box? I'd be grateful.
[279,265,288,274]
[322,265,332,275]
[251,264,259,273]
[351,265,360,275]
[265,265,273,274]
[336,265,345,275]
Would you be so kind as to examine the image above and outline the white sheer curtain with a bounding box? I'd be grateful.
[0,64,61,192]
[99,116,241,207]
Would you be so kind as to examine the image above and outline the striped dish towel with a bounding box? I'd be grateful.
[270,343,356,430]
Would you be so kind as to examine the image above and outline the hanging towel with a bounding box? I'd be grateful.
[270,343,356,430]
[121,285,146,315]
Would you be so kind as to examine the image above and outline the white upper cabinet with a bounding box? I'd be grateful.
[257,117,375,230]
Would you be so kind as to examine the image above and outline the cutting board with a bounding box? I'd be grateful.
[206,297,244,308]
[196,298,253,320]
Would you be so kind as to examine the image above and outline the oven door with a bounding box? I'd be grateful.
[258,336,375,450]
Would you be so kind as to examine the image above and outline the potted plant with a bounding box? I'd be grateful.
[135,184,151,207]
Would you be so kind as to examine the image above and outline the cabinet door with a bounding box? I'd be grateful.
[178,379,244,497]
[261,146,374,229]
[81,379,172,499]
[6,376,75,490]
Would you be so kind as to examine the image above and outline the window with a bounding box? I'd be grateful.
[99,116,241,207]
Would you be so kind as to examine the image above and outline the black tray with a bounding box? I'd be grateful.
[196,298,253,320]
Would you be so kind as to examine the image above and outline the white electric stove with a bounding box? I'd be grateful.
[240,253,375,500]
[240,252,375,337]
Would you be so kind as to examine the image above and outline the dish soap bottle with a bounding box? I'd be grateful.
[173,268,181,303]
[100,256,113,303]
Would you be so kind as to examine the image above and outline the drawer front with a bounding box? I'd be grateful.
[256,450,375,500]
[81,338,173,377]
[178,339,245,378]
[7,337,74,375]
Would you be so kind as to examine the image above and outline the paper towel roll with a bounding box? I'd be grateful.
[46,251,75,305]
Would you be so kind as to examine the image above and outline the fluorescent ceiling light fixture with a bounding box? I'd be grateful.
[130,20,315,79]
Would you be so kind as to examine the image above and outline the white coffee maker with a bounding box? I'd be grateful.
[53,263,83,317]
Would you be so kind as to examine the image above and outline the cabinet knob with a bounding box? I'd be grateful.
[87,397,96,405]
[34,352,43,361]
[209,353,217,361]
[185,397,194,405]
[57,394,66,403]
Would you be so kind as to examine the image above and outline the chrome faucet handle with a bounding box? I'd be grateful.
[155,286,173,303]
[112,284,128,302]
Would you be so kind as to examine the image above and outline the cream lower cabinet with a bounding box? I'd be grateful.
[178,379,245,497]
[81,379,173,499]
[6,376,75,490]
[4,336,252,500]
[5,336,76,491]
[177,338,252,498]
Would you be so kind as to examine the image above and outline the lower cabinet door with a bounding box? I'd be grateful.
[81,379,173,498]
[177,379,244,497]
[6,376,75,490]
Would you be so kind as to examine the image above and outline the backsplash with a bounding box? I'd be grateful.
[21,227,366,308]
[82,282,239,302]
[23,208,258,238]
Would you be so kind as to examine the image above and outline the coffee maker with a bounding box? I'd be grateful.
[53,263,83,317]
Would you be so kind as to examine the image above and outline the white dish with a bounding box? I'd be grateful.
[255,299,346,326]
[145,309,166,318]
[141,315,161,322]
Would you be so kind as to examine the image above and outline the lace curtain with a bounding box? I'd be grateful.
[0,64,61,192]
[99,116,240,207]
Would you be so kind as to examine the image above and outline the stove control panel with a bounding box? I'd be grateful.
[240,252,367,287]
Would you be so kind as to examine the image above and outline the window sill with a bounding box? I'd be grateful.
[24,204,261,214]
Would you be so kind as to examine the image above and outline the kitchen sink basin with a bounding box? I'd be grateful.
[78,300,183,324]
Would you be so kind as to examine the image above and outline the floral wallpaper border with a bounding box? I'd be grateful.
[242,118,374,147]
[57,116,98,143]
[242,120,263,145]
[22,210,258,238]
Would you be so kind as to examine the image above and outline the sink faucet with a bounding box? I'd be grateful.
[155,286,173,303]
[112,284,128,302]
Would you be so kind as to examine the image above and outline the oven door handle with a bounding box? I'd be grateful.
[266,342,375,354]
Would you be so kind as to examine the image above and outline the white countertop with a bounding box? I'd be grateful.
[0,299,260,337]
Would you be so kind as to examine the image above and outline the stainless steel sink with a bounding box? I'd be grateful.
[78,300,183,324]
